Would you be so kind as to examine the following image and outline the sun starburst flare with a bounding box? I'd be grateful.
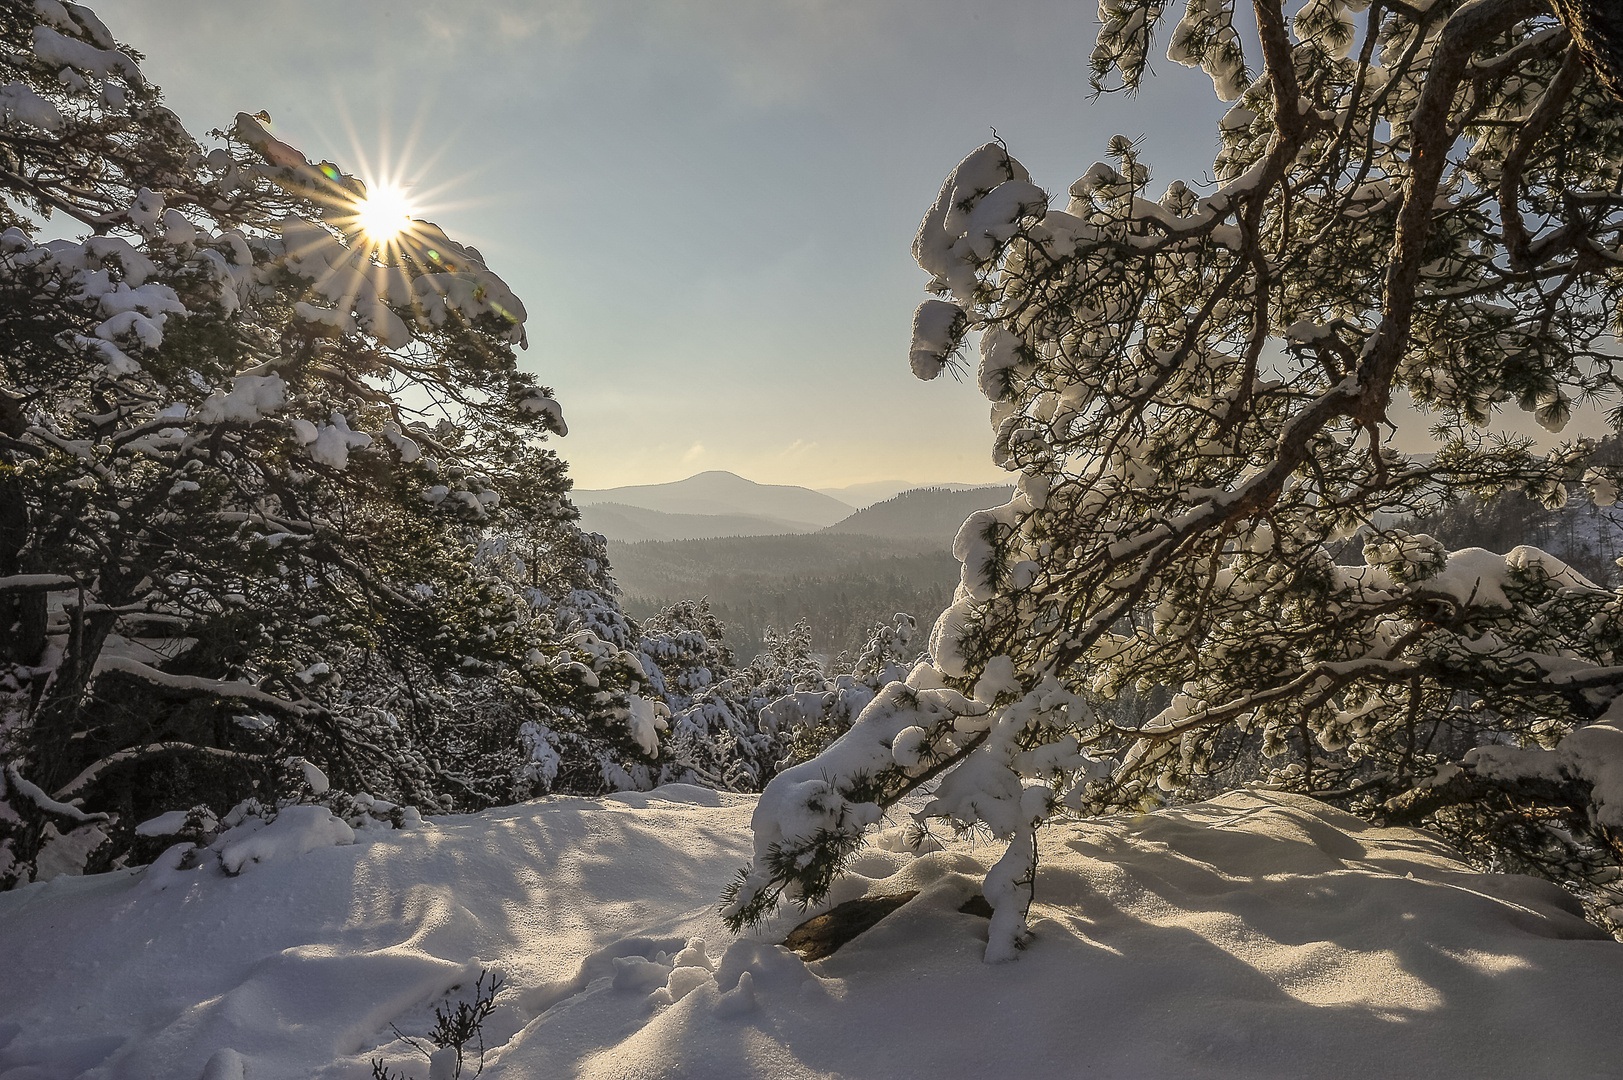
[322,171,471,276]
[352,183,413,244]
[241,112,516,334]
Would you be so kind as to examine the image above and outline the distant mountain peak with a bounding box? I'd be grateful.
[573,472,855,529]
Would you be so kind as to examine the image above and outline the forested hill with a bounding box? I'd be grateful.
[578,502,822,542]
[609,487,1020,659]
[825,485,1015,543]
[609,533,958,661]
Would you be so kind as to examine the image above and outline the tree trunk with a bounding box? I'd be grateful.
[1554,0,1623,101]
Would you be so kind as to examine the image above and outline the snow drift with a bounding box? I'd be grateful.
[0,787,1618,1079]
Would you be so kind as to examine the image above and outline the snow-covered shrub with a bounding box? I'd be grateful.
[729,0,1623,956]
[123,755,428,883]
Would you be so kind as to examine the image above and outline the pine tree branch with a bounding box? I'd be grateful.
[52,742,261,801]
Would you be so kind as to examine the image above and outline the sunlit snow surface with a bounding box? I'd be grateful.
[2,788,1619,1079]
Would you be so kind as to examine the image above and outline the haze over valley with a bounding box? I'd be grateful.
[575,471,1015,658]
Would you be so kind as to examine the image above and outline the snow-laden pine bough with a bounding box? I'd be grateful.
[726,0,1623,958]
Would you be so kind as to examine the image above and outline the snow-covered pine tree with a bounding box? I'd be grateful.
[727,0,1623,955]
[634,598,775,791]
[0,1,646,884]
[766,612,922,767]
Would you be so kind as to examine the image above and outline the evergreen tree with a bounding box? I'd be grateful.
[0,1,644,883]
[635,598,778,791]
[767,613,922,766]
[728,0,1623,955]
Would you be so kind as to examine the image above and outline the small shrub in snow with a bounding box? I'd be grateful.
[373,969,505,1080]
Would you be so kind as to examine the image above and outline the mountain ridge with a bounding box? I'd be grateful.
[579,502,823,543]
[824,484,1016,542]
[814,479,1006,508]
[573,470,854,527]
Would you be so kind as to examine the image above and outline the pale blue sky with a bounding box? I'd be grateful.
[104,0,1244,488]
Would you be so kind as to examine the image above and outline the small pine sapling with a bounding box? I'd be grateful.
[372,969,505,1080]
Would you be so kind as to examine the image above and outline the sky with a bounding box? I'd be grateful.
[103,0,1241,490]
[101,0,1607,491]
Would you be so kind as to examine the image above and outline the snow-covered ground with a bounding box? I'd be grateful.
[2,787,1619,1080]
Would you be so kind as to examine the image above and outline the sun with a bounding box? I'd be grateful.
[352,183,413,244]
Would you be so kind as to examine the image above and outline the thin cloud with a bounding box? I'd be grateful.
[420,0,595,49]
